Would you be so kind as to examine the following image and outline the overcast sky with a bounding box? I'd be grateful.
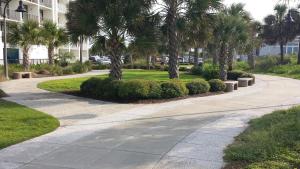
[224,0,298,22]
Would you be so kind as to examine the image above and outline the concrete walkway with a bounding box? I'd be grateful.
[1,71,300,169]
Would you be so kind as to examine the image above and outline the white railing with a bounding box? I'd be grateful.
[0,7,21,21]
[39,0,52,8]
[23,13,39,21]
[58,3,67,13]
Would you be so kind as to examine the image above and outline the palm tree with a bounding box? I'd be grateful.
[67,0,154,80]
[185,0,222,67]
[66,0,99,63]
[40,20,68,65]
[226,3,249,71]
[262,4,297,64]
[8,20,40,71]
[214,13,247,80]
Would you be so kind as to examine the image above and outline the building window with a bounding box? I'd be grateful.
[40,10,44,21]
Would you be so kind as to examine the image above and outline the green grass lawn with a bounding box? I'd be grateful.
[38,69,203,93]
[0,99,59,149]
[224,106,300,169]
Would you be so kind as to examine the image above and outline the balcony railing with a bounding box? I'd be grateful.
[25,0,38,4]
[39,0,52,8]
[0,7,21,21]
[22,13,39,21]
[58,4,67,13]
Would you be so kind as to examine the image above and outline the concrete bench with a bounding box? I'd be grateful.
[224,81,238,92]
[13,72,32,79]
[238,78,254,87]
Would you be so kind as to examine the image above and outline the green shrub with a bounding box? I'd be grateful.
[227,70,247,81]
[50,65,63,76]
[80,77,101,97]
[72,62,89,74]
[190,66,203,75]
[161,80,188,98]
[147,81,162,99]
[227,70,255,81]
[235,61,250,71]
[118,80,148,99]
[202,64,220,80]
[0,89,7,98]
[179,67,188,72]
[209,79,226,92]
[93,64,109,70]
[62,67,74,75]
[83,61,93,71]
[186,79,210,95]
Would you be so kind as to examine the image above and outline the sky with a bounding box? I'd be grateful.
[224,0,298,22]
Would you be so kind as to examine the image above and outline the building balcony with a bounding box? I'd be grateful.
[22,13,39,22]
[58,3,67,13]
[0,7,21,21]
[39,0,52,8]
[24,0,39,4]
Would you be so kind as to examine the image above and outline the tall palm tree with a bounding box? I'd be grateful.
[185,0,222,66]
[262,4,297,64]
[40,21,68,65]
[67,0,154,80]
[226,3,249,71]
[66,0,99,63]
[8,20,40,71]
[214,13,247,80]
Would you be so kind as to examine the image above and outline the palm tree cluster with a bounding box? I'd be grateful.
[261,4,300,64]
[8,20,68,70]
[66,0,261,81]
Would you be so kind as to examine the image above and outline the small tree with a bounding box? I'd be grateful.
[8,20,40,71]
[40,20,68,65]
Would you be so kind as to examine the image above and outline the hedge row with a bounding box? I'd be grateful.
[80,78,226,101]
[227,70,255,81]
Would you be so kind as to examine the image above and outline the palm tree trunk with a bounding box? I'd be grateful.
[280,42,284,64]
[298,42,300,65]
[194,48,199,66]
[227,50,234,71]
[109,39,122,80]
[23,48,30,71]
[219,43,227,81]
[48,46,54,65]
[248,50,255,69]
[167,0,179,79]
[147,55,151,70]
[79,36,83,63]
[213,48,218,65]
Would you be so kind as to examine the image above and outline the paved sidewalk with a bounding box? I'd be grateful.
[1,72,300,169]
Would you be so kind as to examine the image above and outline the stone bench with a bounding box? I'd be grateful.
[13,72,32,79]
[224,81,238,92]
[238,78,254,87]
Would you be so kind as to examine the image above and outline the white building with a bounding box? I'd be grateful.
[0,0,89,65]
[259,36,300,56]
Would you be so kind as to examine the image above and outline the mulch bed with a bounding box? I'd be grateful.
[62,91,225,104]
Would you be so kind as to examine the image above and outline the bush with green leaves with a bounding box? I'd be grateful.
[92,64,110,70]
[179,67,188,72]
[62,67,74,75]
[161,80,188,98]
[72,62,89,74]
[202,64,220,80]
[209,79,226,92]
[50,65,63,76]
[186,79,210,95]
[190,66,203,75]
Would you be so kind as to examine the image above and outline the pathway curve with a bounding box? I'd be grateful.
[1,71,300,169]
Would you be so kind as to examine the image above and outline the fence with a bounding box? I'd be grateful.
[0,59,49,65]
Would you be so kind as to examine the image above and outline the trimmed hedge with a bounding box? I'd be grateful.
[228,70,255,81]
[81,78,195,101]
[209,79,226,92]
[161,80,188,98]
[186,79,210,95]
